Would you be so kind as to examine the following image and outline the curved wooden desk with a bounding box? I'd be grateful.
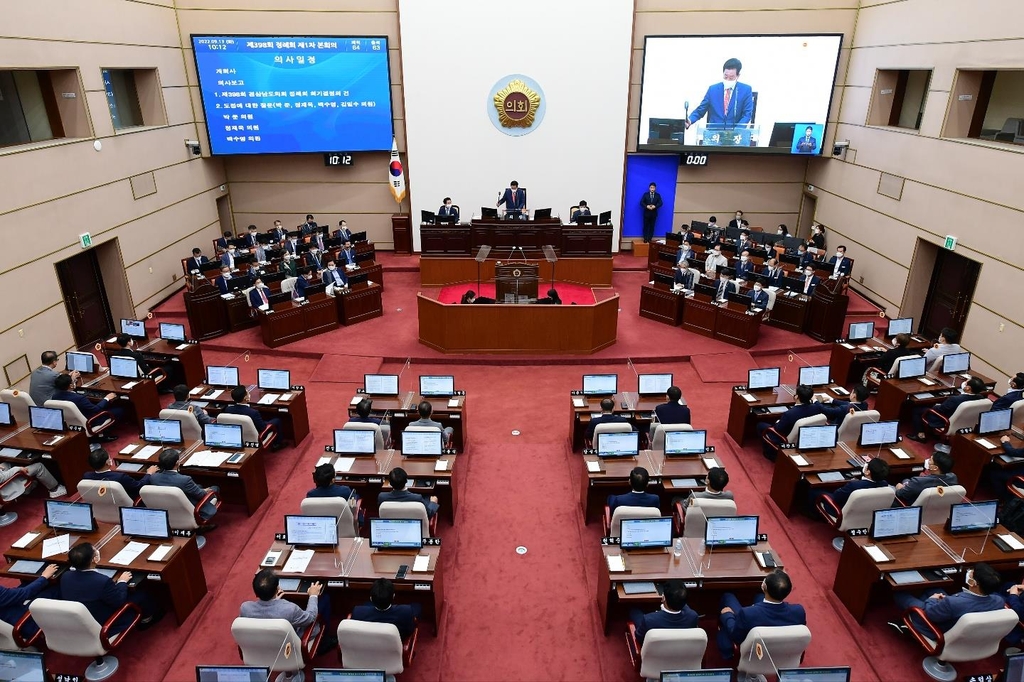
[417,293,619,354]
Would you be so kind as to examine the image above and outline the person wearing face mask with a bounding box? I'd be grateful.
[685,58,754,132]
[714,271,739,302]
[734,229,752,252]
[761,258,785,288]
[278,252,297,278]
[704,245,729,277]
[438,198,459,222]
[676,240,696,264]
[215,265,233,294]
[728,211,749,231]
[800,266,820,296]
[335,219,353,242]
[776,224,790,238]
[674,260,696,290]
[704,216,722,243]
[796,243,815,269]
[322,260,349,291]
[907,378,989,443]
[889,562,1004,638]
[270,219,288,243]
[993,372,1024,411]
[305,245,325,272]
[220,244,238,270]
[749,279,769,309]
[923,327,963,368]
[716,569,805,660]
[338,240,357,267]
[569,200,590,224]
[248,277,272,309]
[808,223,826,252]
[301,214,318,236]
[895,451,958,506]
[828,245,852,277]
[293,271,314,300]
[735,250,755,280]
[284,235,301,256]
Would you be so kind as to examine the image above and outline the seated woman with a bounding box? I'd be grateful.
[535,288,562,305]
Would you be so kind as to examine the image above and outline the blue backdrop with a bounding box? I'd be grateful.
[622,154,679,239]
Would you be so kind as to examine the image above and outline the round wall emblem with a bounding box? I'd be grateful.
[489,75,545,137]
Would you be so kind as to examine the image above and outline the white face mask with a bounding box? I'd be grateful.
[805,271,813,277]
[836,251,843,258]
[223,273,230,279]
[754,285,762,292]
[328,266,336,271]
[740,255,748,262]
[723,79,735,89]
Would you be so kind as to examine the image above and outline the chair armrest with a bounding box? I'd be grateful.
[146,368,168,385]
[193,489,220,525]
[815,493,843,528]
[13,610,43,649]
[903,606,943,655]
[603,505,612,537]
[300,614,325,662]
[674,500,686,536]
[761,426,786,453]
[403,623,419,668]
[99,601,143,650]
[428,513,438,538]
[865,367,886,386]
[258,422,278,447]
[353,498,364,529]
[924,408,950,434]
[86,410,116,433]
[1009,476,1024,500]
[625,621,641,670]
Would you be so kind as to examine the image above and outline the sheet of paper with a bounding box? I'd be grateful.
[121,381,139,390]
[840,343,855,350]
[998,534,1024,550]
[257,393,280,405]
[134,444,162,460]
[919,378,936,386]
[889,570,926,585]
[572,398,586,408]
[148,545,173,562]
[206,389,224,400]
[434,459,449,472]
[334,457,354,473]
[890,447,911,459]
[280,393,293,401]
[119,443,139,455]
[586,460,601,473]
[316,456,332,467]
[350,395,363,405]
[671,478,700,488]
[864,545,891,563]
[185,450,232,467]
[190,386,205,396]
[41,534,70,558]
[741,393,757,402]
[859,345,874,352]
[412,555,430,572]
[976,438,996,450]
[702,457,718,470]
[791,454,810,466]
[12,532,39,549]
[448,398,460,408]
[282,549,315,573]
[176,343,190,351]
[606,554,626,572]
[110,541,149,566]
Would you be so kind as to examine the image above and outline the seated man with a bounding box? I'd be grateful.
[0,457,66,499]
[814,457,890,511]
[349,398,391,442]
[379,466,439,519]
[796,244,815,269]
[749,280,770,309]
[221,244,239,270]
[50,373,124,432]
[215,266,234,295]
[248,277,272,308]
[82,448,155,501]
[352,578,420,641]
[655,386,691,427]
[735,250,756,281]
[570,200,590,224]
[992,372,1024,411]
[168,383,214,426]
[240,569,332,647]
[895,451,957,505]
[687,466,733,506]
[322,260,349,290]
[293,270,314,299]
[800,265,820,297]
[991,434,1024,493]
[338,241,358,267]
[907,376,989,442]
[411,401,454,444]
[223,386,284,451]
[215,230,232,253]
[630,579,699,645]
[923,327,963,368]
[61,542,161,632]
[112,333,154,376]
[756,385,825,460]
[761,258,785,288]
[703,245,729,277]
[0,563,58,636]
[150,448,219,526]
[676,241,696,264]
[819,384,871,425]
[437,198,459,222]
[714,271,739,302]
[828,245,853,277]
[875,333,917,376]
[673,260,696,290]
[307,462,355,500]
[607,467,660,515]
[186,248,208,274]
[717,569,807,660]
[890,562,1004,637]
[586,398,630,441]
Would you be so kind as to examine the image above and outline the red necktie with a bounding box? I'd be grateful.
[260,289,268,305]
[724,87,732,114]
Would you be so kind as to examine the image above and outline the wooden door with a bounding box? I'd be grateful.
[56,250,114,347]
[920,249,980,339]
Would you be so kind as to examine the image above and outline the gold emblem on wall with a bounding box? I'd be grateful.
[493,79,541,129]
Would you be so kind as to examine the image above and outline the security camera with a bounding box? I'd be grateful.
[185,140,201,156]
[832,141,850,157]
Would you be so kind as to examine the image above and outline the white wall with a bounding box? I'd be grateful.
[399,0,633,250]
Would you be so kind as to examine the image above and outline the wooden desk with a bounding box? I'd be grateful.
[189,385,310,445]
[78,374,161,425]
[419,256,613,288]
[265,538,444,633]
[348,394,467,453]
[418,220,613,258]
[638,284,683,326]
[726,385,798,445]
[833,524,1024,622]
[950,424,1024,498]
[2,522,207,625]
[336,283,384,326]
[765,291,810,333]
[113,439,267,515]
[568,393,668,452]
[0,425,91,490]
[828,336,930,387]
[102,338,205,389]
[259,292,339,348]
[875,370,995,422]
[715,300,763,348]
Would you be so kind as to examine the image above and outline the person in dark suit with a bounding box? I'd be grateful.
[269,220,288,244]
[717,569,807,659]
[301,214,317,235]
[82,448,155,501]
[795,126,818,154]
[796,244,815,269]
[438,198,459,222]
[828,245,853,277]
[800,266,820,297]
[874,333,917,375]
[749,280,770,309]
[334,219,353,243]
[224,386,283,450]
[187,248,208,273]
[379,467,439,518]
[570,200,591,224]
[215,266,233,295]
[243,225,260,249]
[640,182,663,243]
[655,386,691,426]
[338,241,357,267]
[908,377,989,442]
[352,578,420,641]
[685,58,754,130]
[306,462,355,500]
[150,448,219,522]
[460,290,495,304]
[890,563,1005,638]
[278,253,298,278]
[113,333,153,375]
[535,288,562,305]
[293,271,313,300]
[586,398,630,440]
[819,384,870,425]
[309,230,326,253]
[714,271,739,302]
[61,542,161,632]
[608,467,660,515]
[757,385,826,460]
[704,216,723,243]
[761,259,785,288]
[630,579,699,645]
[727,211,749,230]
[813,457,890,511]
[304,246,324,272]
[734,230,753,253]
[220,244,238,270]
[215,230,233,253]
[993,373,1024,411]
[676,241,696,263]
[322,261,349,290]
[284,235,301,256]
[735,250,755,280]
[674,261,696,290]
[51,373,124,427]
[894,451,959,505]
[497,180,527,217]
[168,384,213,426]
[248,278,271,308]
[0,563,58,636]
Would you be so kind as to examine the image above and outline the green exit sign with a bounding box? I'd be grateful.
[943,235,957,251]
[79,232,93,249]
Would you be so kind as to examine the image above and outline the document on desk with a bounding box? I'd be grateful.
[839,343,855,350]
[176,343,190,351]
[133,445,162,460]
[257,393,280,405]
[185,450,231,467]
[858,345,874,353]
[572,398,586,408]
[12,532,40,549]
[976,438,996,450]
[790,454,810,467]
[110,541,149,565]
[412,555,431,573]
[316,456,332,468]
[282,549,315,573]
[864,545,892,563]
[671,478,700,488]
[280,393,293,402]
[119,443,139,455]
[740,393,757,403]
[998,534,1024,551]
[919,378,936,386]
[890,447,911,459]
[817,471,845,483]
[121,381,139,390]
[41,534,70,558]
[702,457,718,470]
[586,460,601,473]
[913,392,935,400]
[148,545,173,562]
[434,459,449,472]
[889,570,926,585]
[606,554,626,572]
[206,389,225,400]
[350,395,363,405]
[190,386,205,396]
[448,398,460,409]
[333,457,354,473]
[767,406,788,415]
[0,447,23,458]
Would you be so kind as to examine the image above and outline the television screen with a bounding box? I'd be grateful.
[191,35,394,155]
[638,35,843,155]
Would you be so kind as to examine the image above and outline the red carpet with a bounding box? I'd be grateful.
[691,351,757,383]
[436,281,597,305]
[309,354,384,383]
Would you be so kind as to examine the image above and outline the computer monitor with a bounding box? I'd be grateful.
[0,401,11,426]
[777,667,851,682]
[858,420,900,447]
[66,351,96,373]
[369,518,423,549]
[664,430,706,456]
[29,405,64,432]
[533,208,552,220]
[257,368,291,391]
[638,373,673,396]
[45,500,94,533]
[725,292,752,307]
[620,517,673,548]
[364,374,399,396]
[420,209,435,224]
[284,515,338,547]
[660,671,734,682]
[848,321,874,341]
[143,418,183,445]
[747,367,781,391]
[797,424,838,451]
[419,375,455,397]
[705,515,759,547]
[204,422,243,449]
[979,408,1012,435]
[599,210,612,225]
[1005,650,1024,682]
[435,213,458,224]
[0,650,47,682]
[313,671,388,682]
[481,207,499,219]
[206,365,239,387]
[576,214,599,225]
[941,352,971,375]
[401,429,443,456]
[582,373,617,396]
[120,318,146,339]
[896,356,927,379]
[948,500,997,534]
[333,429,376,455]
[109,355,139,379]
[228,277,251,292]
[887,317,913,336]
[798,365,830,387]
[596,431,640,457]
[119,506,171,540]
[159,322,187,342]
[870,505,922,540]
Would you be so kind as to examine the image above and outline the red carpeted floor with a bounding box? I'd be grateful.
[1,262,962,681]
[436,281,597,305]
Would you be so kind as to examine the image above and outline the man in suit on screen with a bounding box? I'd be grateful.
[795,126,818,153]
[685,58,754,131]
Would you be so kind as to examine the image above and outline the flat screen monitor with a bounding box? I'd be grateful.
[66,351,96,373]
[258,368,291,391]
[848,321,874,341]
[797,424,837,451]
[638,373,673,396]
[661,671,734,682]
[109,355,139,379]
[143,418,183,445]
[197,667,271,682]
[871,505,922,540]
[0,401,11,426]
[0,651,46,682]
[191,36,393,156]
[369,518,422,549]
[979,408,1012,436]
[120,318,146,339]
[582,373,617,396]
[45,500,94,533]
[204,422,244,449]
[576,214,598,225]
[420,209,435,224]
[1005,651,1024,682]
[798,365,830,387]
[29,405,64,432]
[887,317,913,336]
[705,515,759,547]
[664,430,707,456]
[314,671,387,682]
[120,506,172,540]
[419,375,455,397]
[948,500,997,533]
[778,668,851,682]
[533,208,552,220]
[941,352,970,374]
[897,356,927,379]
[598,210,612,225]
[285,515,338,547]
[747,367,780,391]
[364,374,399,396]
[597,431,640,458]
[206,365,240,387]
[435,213,457,224]
[402,430,443,456]
[620,517,673,548]
[858,420,900,447]
[159,322,187,342]
[333,428,376,455]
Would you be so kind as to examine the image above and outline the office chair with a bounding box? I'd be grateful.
[0,612,42,650]
[735,625,811,678]
[908,485,966,525]
[923,400,992,454]
[337,619,417,676]
[604,505,660,538]
[44,399,116,441]
[865,354,923,391]
[836,409,880,444]
[0,389,35,424]
[280,277,298,295]
[1010,398,1024,423]
[379,501,437,538]
[216,413,278,450]
[588,423,633,449]
[649,423,693,453]
[232,616,323,682]
[343,421,390,451]
[901,607,1018,681]
[158,408,202,441]
[625,626,707,679]
[30,598,143,681]
[816,486,895,551]
[761,414,828,460]
[76,479,135,525]
[139,485,219,550]
[679,498,737,539]
[300,497,360,538]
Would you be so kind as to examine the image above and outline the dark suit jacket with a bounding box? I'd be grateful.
[608,490,660,515]
[223,403,269,432]
[216,237,230,251]
[640,191,663,216]
[0,576,50,625]
[220,252,236,268]
[735,260,755,280]
[294,276,311,299]
[761,267,785,287]
[586,414,629,440]
[112,347,152,375]
[437,206,459,221]
[60,569,129,625]
[498,188,526,211]
[244,233,259,248]
[993,390,1024,412]
[774,403,826,439]
[933,393,987,419]
[270,228,288,243]
[655,401,691,426]
[334,228,353,242]
[249,287,271,308]
[570,208,591,223]
[896,472,959,504]
[728,219,750,230]
[828,477,890,510]
[749,289,769,309]
[801,275,820,296]
[378,488,437,517]
[828,255,853,276]
[674,268,695,289]
[798,252,815,269]
[284,240,301,255]
[216,275,231,295]
[351,603,417,640]
[918,591,1006,633]
[822,399,868,425]
[721,598,807,647]
[51,389,112,421]
[634,606,699,644]
[149,469,209,507]
[688,81,754,126]
[795,135,818,153]
[187,256,208,272]
[83,470,152,500]
[322,268,349,288]
[306,484,354,499]
[339,248,357,266]
[304,252,324,271]
[714,279,740,300]
[676,248,696,263]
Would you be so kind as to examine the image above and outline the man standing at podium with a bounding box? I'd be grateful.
[497,180,527,219]
[684,58,754,131]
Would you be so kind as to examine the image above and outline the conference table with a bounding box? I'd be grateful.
[725,383,846,445]
[347,393,468,453]
[0,423,91,491]
[949,420,1024,498]
[100,336,206,389]
[186,383,310,445]
[828,336,931,387]
[568,392,685,452]
[418,220,613,257]
[257,283,384,348]
[76,372,161,425]
[874,369,996,421]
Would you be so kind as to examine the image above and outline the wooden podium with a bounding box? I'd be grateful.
[806,276,850,342]
[495,263,539,302]
[183,276,230,341]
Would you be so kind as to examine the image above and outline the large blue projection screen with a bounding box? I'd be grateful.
[191,35,393,155]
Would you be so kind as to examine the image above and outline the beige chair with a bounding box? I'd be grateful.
[589,423,634,449]
[650,423,693,453]
[44,399,116,439]
[0,613,42,650]
[603,505,660,538]
[866,355,923,388]
[280,277,298,295]
[158,408,202,441]
[379,500,436,538]
[903,607,1018,681]
[232,616,322,682]
[682,498,738,539]
[736,625,812,678]
[625,627,707,680]
[0,389,35,424]
[817,486,895,551]
[337,619,417,676]
[30,598,142,681]
[300,497,359,538]
[1009,398,1024,424]
[924,400,992,454]
[140,484,219,550]
[342,421,389,451]
[762,414,828,459]
[77,479,135,525]
[764,287,778,312]
[836,409,880,444]
[911,485,967,526]
[216,412,278,449]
